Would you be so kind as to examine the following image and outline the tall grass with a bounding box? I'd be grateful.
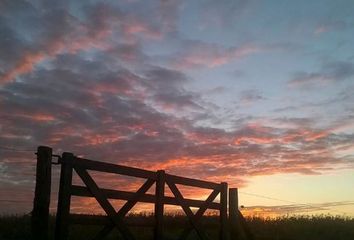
[248,215,354,240]
[0,214,353,240]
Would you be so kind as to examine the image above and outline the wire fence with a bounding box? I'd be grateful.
[239,191,352,215]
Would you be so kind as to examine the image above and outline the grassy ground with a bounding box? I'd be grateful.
[0,214,353,240]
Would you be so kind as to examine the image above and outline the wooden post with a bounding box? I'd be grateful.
[55,152,74,240]
[154,170,165,240]
[32,146,52,240]
[229,188,240,240]
[220,182,228,240]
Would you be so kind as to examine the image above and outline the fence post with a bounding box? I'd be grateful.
[229,188,240,240]
[55,152,74,240]
[32,146,52,240]
[154,170,165,240]
[220,182,228,240]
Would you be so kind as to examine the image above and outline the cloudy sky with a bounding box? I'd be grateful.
[0,0,354,216]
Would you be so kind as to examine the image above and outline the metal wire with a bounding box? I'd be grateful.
[0,146,34,152]
[239,191,350,215]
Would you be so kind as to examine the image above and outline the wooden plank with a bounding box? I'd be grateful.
[93,178,155,240]
[55,152,74,240]
[166,181,209,240]
[166,173,220,189]
[219,182,228,240]
[154,170,165,240]
[32,146,52,240]
[229,188,240,240]
[179,188,220,240]
[74,167,135,240]
[73,157,156,179]
[71,185,221,209]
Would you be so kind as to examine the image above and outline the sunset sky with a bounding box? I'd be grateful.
[0,0,354,217]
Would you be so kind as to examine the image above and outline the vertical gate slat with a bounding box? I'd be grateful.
[220,182,228,240]
[154,170,165,240]
[55,152,74,240]
[229,188,240,240]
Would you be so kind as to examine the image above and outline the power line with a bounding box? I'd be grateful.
[240,191,299,205]
[0,199,32,203]
[0,146,34,152]
[239,191,350,215]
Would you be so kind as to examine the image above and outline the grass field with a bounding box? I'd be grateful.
[0,214,353,240]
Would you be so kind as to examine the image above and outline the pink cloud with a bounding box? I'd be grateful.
[172,43,261,69]
[121,19,162,40]
[0,4,164,85]
[0,51,46,84]
[0,31,109,85]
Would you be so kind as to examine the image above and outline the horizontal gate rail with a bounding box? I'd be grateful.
[165,173,221,189]
[72,157,157,179]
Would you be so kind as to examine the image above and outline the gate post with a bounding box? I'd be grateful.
[154,170,165,240]
[55,152,74,240]
[32,146,52,240]
[220,182,228,240]
[229,188,240,240]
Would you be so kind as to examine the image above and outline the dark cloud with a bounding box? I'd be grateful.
[273,85,354,114]
[315,20,350,34]
[288,60,354,88]
[157,0,182,34]
[239,89,265,105]
[144,66,188,87]
[205,86,227,95]
[0,18,28,70]
[199,0,252,27]
[272,117,314,127]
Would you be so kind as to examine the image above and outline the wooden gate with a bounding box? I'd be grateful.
[32,146,254,240]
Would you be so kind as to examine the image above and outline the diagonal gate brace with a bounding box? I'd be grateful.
[166,181,211,240]
[75,167,144,240]
[92,178,155,240]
